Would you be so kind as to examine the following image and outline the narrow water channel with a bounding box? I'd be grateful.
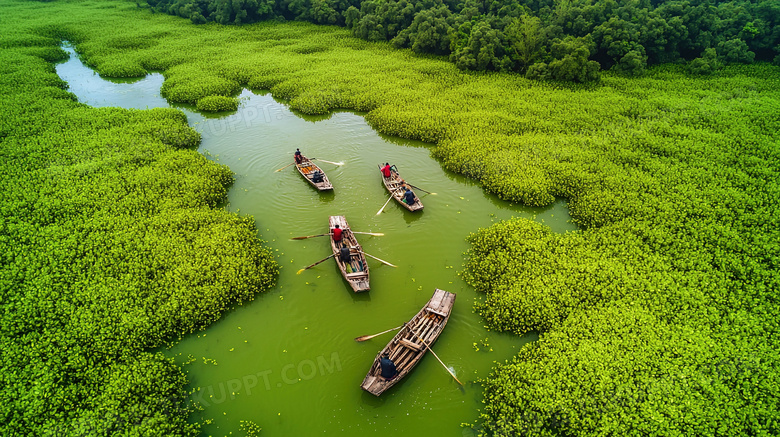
[56,45,578,436]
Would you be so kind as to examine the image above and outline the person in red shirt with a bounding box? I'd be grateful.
[332,224,343,243]
[381,163,392,178]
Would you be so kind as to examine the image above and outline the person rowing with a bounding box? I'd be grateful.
[403,187,416,205]
[332,224,343,244]
[380,352,399,379]
[339,243,351,263]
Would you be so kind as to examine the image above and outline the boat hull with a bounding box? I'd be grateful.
[297,157,333,191]
[360,288,456,395]
[378,164,423,211]
[329,215,369,292]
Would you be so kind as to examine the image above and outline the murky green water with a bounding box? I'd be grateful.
[56,45,578,436]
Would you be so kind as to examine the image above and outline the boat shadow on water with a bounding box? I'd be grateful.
[400,208,424,225]
[315,189,336,204]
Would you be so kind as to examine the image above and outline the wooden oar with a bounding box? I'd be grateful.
[275,162,295,172]
[410,329,463,386]
[296,253,335,274]
[354,324,404,342]
[313,158,343,166]
[291,233,332,240]
[360,251,397,268]
[292,232,382,240]
[376,188,402,215]
[408,183,436,195]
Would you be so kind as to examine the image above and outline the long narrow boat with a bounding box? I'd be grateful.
[378,164,423,212]
[329,215,370,292]
[296,156,333,191]
[360,288,456,395]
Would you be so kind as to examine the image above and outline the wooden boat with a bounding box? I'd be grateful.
[378,164,423,212]
[296,156,333,191]
[360,288,456,395]
[329,215,369,292]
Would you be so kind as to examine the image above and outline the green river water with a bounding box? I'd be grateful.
[56,45,579,436]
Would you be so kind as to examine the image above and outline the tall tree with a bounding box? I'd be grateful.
[505,14,544,71]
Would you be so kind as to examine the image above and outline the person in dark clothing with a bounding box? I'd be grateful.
[294,148,303,164]
[339,244,351,263]
[311,170,324,183]
[332,224,342,243]
[380,352,398,379]
[403,188,416,205]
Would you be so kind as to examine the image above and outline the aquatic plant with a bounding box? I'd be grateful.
[0,9,278,435]
[196,94,240,112]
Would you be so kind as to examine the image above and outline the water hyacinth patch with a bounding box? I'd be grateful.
[196,95,239,112]
[0,7,278,436]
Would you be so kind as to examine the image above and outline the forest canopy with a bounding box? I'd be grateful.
[147,0,780,80]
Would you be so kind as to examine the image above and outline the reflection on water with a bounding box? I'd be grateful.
[56,43,577,436]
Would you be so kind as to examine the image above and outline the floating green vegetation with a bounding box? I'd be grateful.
[196,94,240,112]
[0,5,277,435]
[1,0,779,435]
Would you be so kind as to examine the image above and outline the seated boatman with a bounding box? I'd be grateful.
[403,187,416,205]
[312,170,324,183]
[339,243,351,264]
[380,163,392,178]
[294,148,303,164]
[380,352,399,379]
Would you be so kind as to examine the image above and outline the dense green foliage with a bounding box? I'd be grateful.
[148,0,780,80]
[2,0,779,435]
[460,76,780,433]
[0,5,278,435]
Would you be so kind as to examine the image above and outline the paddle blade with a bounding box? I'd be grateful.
[316,159,344,166]
[296,269,305,275]
[354,335,372,342]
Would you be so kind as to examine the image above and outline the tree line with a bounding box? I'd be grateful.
[147,0,780,81]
